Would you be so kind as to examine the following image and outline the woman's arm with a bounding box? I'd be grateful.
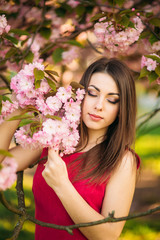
[42,149,137,240]
[0,109,42,171]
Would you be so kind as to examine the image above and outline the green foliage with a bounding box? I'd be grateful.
[148,71,158,83]
[0,149,13,157]
[5,48,18,59]
[45,77,56,91]
[52,47,64,64]
[145,54,160,63]
[139,67,149,79]
[149,18,160,27]
[34,68,44,81]
[4,35,18,45]
[67,40,84,48]
[39,27,51,40]
[24,51,34,63]
[9,29,30,36]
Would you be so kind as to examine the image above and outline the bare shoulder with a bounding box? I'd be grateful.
[111,150,137,180]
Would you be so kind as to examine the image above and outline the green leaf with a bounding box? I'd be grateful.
[155,65,160,77]
[119,15,130,27]
[149,18,160,27]
[19,119,34,127]
[0,149,13,157]
[66,40,84,48]
[2,95,12,103]
[45,115,62,121]
[52,48,64,64]
[128,21,135,28]
[90,13,106,22]
[0,87,8,90]
[9,29,30,36]
[115,0,125,7]
[145,54,160,63]
[46,77,57,91]
[35,0,41,5]
[45,69,59,77]
[146,12,153,18]
[35,80,41,89]
[8,114,32,121]
[75,5,85,16]
[5,35,18,45]
[34,68,45,81]
[25,51,34,63]
[139,67,149,79]
[0,59,7,66]
[148,71,158,83]
[39,27,51,40]
[70,81,84,90]
[5,48,18,59]
[55,7,66,17]
[149,33,159,45]
[139,30,150,40]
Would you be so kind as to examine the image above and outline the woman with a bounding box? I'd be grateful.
[0,57,140,240]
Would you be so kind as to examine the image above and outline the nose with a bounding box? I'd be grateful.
[95,97,103,111]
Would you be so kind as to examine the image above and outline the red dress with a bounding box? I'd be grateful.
[32,148,140,240]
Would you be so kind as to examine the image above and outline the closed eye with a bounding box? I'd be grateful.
[107,99,120,104]
[87,90,97,97]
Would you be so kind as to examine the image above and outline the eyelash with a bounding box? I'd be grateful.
[87,90,119,104]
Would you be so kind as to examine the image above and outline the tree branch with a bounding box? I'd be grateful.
[137,107,160,131]
[9,215,26,240]
[16,171,25,214]
[0,191,22,215]
[26,205,160,234]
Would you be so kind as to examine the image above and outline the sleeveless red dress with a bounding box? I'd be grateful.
[32,148,140,240]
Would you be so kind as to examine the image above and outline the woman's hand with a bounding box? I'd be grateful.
[42,148,70,193]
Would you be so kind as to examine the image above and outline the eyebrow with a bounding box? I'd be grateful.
[88,85,120,96]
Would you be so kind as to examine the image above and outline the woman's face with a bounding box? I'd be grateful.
[82,72,120,137]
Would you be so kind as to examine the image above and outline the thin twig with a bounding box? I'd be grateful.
[0,191,22,215]
[29,156,47,168]
[87,39,103,54]
[137,107,160,130]
[20,0,46,68]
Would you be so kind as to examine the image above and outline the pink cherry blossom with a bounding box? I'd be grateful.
[0,157,18,191]
[94,17,144,52]
[56,87,72,103]
[141,54,158,71]
[62,47,79,64]
[0,14,11,35]
[67,0,80,8]
[46,96,62,112]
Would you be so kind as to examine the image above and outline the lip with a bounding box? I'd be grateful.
[89,113,103,121]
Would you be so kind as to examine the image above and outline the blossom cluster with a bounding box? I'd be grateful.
[9,62,85,155]
[141,54,158,71]
[0,14,10,35]
[10,62,49,108]
[0,100,19,125]
[0,157,18,191]
[94,17,144,52]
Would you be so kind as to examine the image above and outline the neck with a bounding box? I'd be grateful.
[82,129,106,151]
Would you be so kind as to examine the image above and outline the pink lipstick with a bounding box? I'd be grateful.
[89,114,103,121]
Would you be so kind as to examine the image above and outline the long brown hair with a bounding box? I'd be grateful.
[71,57,137,184]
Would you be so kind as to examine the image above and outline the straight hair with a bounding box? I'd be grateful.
[70,57,137,184]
